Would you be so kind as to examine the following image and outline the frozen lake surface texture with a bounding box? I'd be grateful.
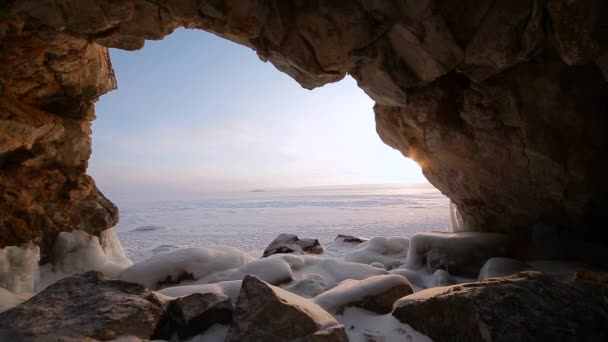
[114,186,450,262]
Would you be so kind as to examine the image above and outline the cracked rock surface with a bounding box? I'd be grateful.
[1,0,607,256]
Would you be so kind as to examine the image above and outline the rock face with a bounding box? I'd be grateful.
[0,1,607,255]
[227,275,348,342]
[263,233,323,257]
[156,292,233,340]
[392,271,608,342]
[0,271,166,341]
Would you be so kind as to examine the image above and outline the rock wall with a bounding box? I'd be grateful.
[0,0,606,256]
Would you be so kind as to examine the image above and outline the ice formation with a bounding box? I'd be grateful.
[118,246,254,289]
[313,275,411,313]
[0,243,40,311]
[49,229,132,278]
[158,280,242,301]
[344,236,409,269]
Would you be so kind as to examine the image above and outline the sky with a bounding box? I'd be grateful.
[89,28,426,197]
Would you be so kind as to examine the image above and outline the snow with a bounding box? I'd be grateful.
[118,246,254,289]
[196,254,295,285]
[39,229,133,290]
[313,275,411,313]
[0,243,40,311]
[344,237,410,270]
[406,231,509,270]
[185,324,229,342]
[158,280,242,301]
[478,257,531,280]
[336,307,432,342]
[0,243,39,293]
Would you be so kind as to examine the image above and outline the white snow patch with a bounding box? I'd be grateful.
[118,246,254,289]
[185,323,229,342]
[405,231,509,270]
[39,229,133,289]
[0,243,40,293]
[178,254,388,298]
[344,237,409,270]
[197,255,294,285]
[337,307,432,342]
[478,257,531,280]
[0,243,40,311]
[157,280,242,301]
[313,275,410,313]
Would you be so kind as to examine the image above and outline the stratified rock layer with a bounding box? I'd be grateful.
[0,271,166,341]
[0,1,607,254]
[392,271,608,342]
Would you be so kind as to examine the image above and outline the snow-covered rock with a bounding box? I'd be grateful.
[433,269,457,286]
[478,257,531,280]
[226,275,348,342]
[344,236,409,270]
[118,246,254,289]
[158,280,242,302]
[156,292,233,340]
[334,234,368,244]
[0,272,166,341]
[262,233,323,257]
[199,254,295,285]
[392,271,608,342]
[314,275,413,314]
[407,232,511,276]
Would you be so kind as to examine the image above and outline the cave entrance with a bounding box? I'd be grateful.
[89,29,448,262]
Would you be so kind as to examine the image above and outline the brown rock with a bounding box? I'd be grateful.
[0,271,166,341]
[0,0,606,265]
[226,275,348,342]
[155,292,233,340]
[263,233,323,257]
[392,271,608,342]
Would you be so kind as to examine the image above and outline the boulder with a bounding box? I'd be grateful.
[314,275,413,314]
[407,232,511,277]
[344,236,409,270]
[226,275,347,342]
[392,271,608,342]
[0,271,166,341]
[155,292,233,340]
[478,257,531,280]
[263,233,323,257]
[334,234,368,244]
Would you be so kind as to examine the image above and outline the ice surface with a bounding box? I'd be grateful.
[118,246,254,289]
[313,275,411,313]
[344,236,409,269]
[113,188,450,262]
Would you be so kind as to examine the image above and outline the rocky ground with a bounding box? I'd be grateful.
[1,231,607,341]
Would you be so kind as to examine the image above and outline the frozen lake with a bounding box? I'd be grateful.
[113,186,450,262]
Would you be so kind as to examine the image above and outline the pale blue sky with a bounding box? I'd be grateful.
[89,29,426,197]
